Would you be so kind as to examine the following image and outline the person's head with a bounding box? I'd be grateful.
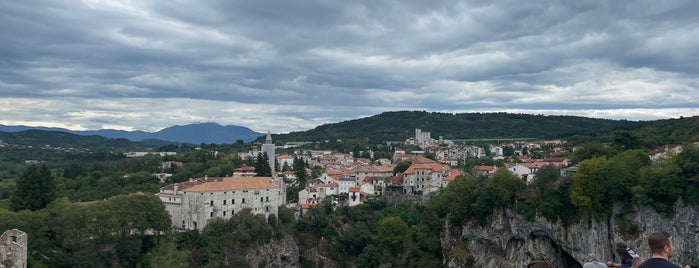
[616,242,632,260]
[586,253,598,262]
[648,231,673,258]
[527,260,554,268]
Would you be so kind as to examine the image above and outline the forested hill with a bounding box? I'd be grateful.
[0,129,170,149]
[270,111,699,146]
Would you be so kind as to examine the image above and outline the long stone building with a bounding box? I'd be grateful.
[157,176,285,230]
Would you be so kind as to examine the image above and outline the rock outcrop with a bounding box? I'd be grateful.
[443,202,699,268]
[245,235,300,268]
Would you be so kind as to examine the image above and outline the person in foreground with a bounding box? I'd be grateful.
[583,253,607,268]
[638,231,680,268]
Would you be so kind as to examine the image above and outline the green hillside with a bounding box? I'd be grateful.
[0,129,171,149]
[271,111,632,142]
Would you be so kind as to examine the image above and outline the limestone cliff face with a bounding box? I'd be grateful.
[443,202,699,268]
[245,235,300,268]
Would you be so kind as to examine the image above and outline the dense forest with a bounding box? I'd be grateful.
[1,112,698,267]
[268,111,699,147]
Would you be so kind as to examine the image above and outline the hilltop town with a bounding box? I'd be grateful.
[155,128,694,231]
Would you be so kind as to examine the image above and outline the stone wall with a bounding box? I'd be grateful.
[0,229,27,268]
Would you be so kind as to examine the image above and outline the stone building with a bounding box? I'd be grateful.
[0,229,27,268]
[402,163,449,195]
[261,131,276,172]
[157,176,285,230]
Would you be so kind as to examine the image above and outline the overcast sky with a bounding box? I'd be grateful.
[2,1,698,133]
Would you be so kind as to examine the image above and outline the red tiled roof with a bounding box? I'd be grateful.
[180,177,277,192]
[474,165,495,171]
[444,169,462,181]
[404,163,446,174]
[234,166,256,172]
[322,182,339,187]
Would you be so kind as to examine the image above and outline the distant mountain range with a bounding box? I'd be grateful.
[0,123,264,144]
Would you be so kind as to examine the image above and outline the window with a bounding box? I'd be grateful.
[210,200,213,206]
[261,197,264,203]
[232,199,235,204]
[210,212,213,217]
[266,196,269,202]
[223,211,226,216]
[223,200,226,205]
[232,210,235,215]
[242,198,245,204]
[266,206,269,212]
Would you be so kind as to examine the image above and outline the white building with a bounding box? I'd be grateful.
[157,176,284,230]
[402,163,448,195]
[415,128,431,147]
[338,177,357,194]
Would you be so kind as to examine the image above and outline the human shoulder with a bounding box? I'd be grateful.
[638,258,681,268]
[582,261,607,268]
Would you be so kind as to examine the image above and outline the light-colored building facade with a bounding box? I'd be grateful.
[402,163,448,195]
[0,229,27,268]
[261,131,276,172]
[157,176,284,230]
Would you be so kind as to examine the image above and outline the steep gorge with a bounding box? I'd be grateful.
[443,202,699,267]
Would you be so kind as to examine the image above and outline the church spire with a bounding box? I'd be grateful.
[265,129,272,144]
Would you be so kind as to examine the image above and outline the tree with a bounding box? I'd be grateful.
[486,169,525,207]
[10,164,56,211]
[310,166,324,179]
[293,157,308,188]
[531,164,560,193]
[612,130,641,151]
[571,142,616,164]
[393,160,412,174]
[570,156,611,216]
[503,145,515,157]
[375,216,409,254]
[254,152,272,177]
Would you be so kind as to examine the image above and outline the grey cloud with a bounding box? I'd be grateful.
[0,1,698,132]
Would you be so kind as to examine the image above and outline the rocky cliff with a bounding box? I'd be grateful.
[443,201,699,267]
[245,235,300,268]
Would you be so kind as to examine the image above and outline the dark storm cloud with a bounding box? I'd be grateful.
[0,0,697,132]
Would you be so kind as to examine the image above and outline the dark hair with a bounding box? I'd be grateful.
[616,242,631,260]
[648,231,672,254]
[527,260,554,268]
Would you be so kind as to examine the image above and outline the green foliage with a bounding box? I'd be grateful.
[393,160,412,174]
[486,169,525,208]
[531,164,560,193]
[570,156,612,217]
[0,129,165,150]
[10,164,55,211]
[271,111,647,144]
[570,142,617,164]
[254,152,272,177]
[430,174,495,225]
[375,216,410,254]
